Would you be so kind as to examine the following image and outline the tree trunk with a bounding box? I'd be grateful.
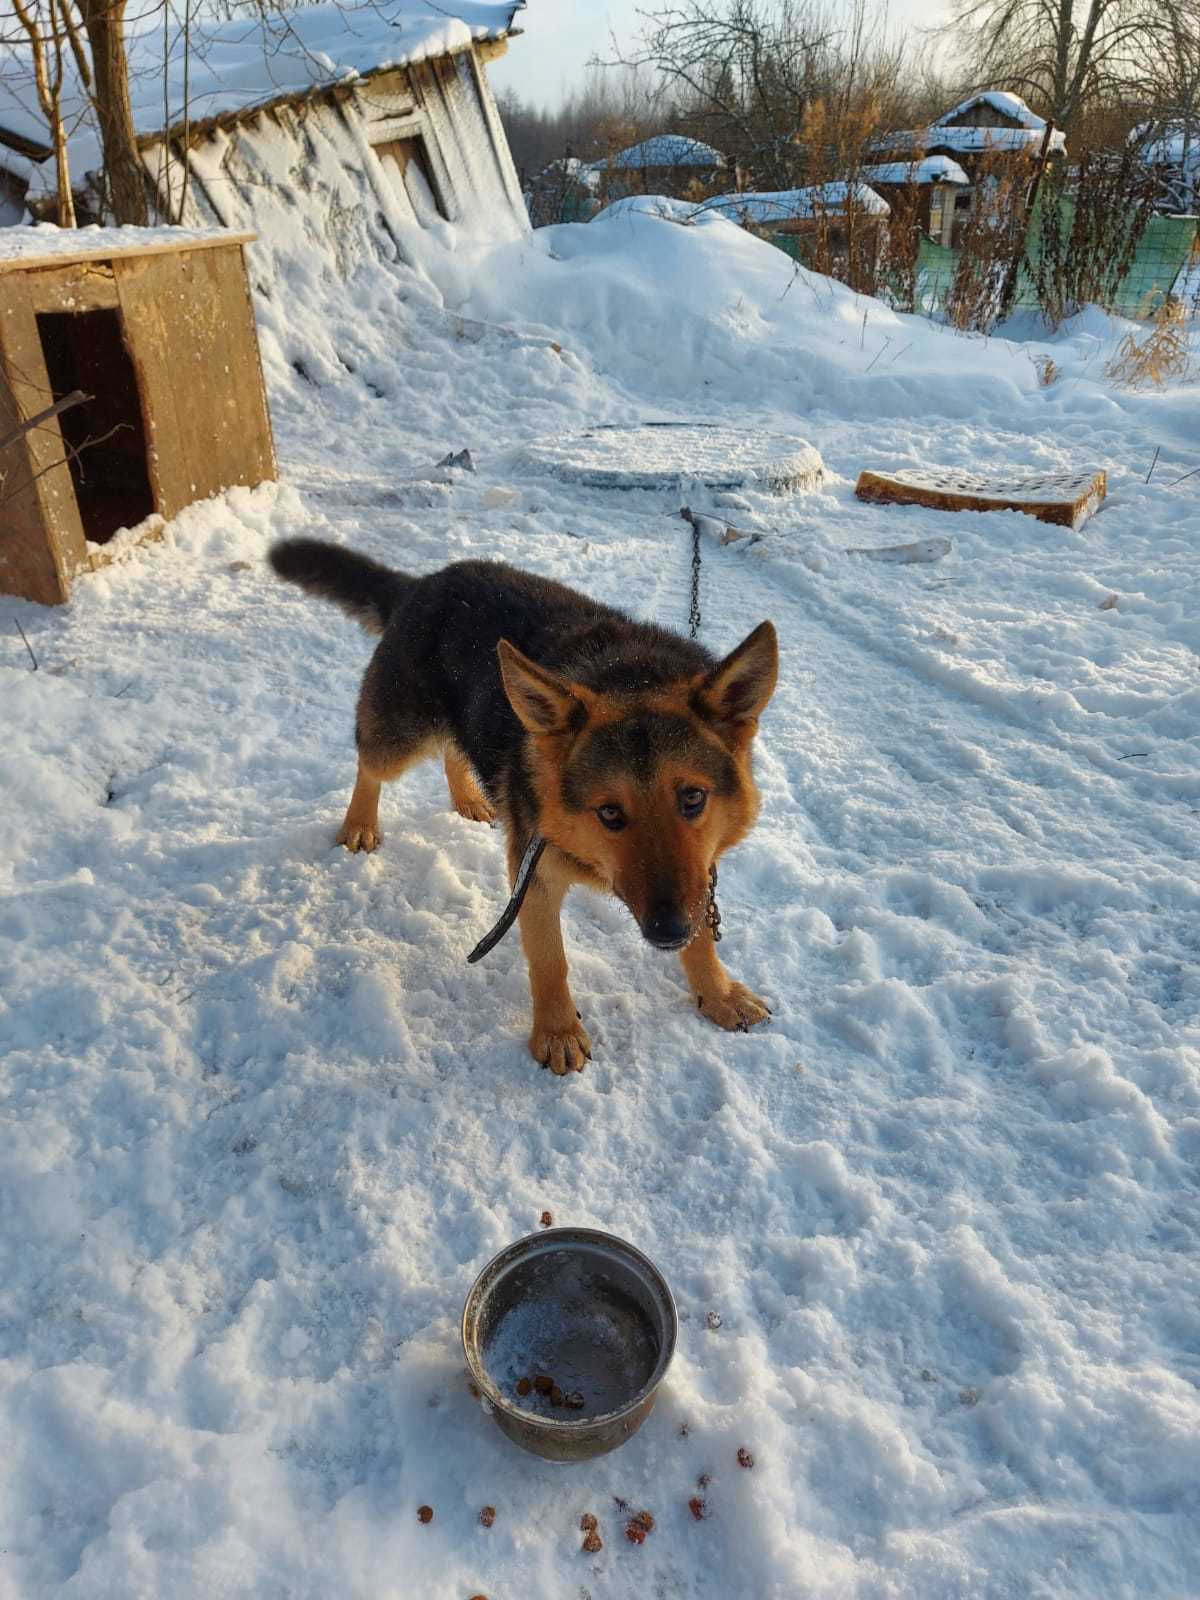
[76,0,147,224]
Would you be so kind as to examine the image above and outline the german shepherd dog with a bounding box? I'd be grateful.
[269,540,778,1074]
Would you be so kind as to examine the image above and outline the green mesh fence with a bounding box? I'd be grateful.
[775,211,1198,320]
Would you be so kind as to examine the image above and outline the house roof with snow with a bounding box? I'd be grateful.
[863,156,970,187]
[1131,121,1200,171]
[698,182,889,225]
[933,91,1047,131]
[0,1,523,183]
[594,135,726,172]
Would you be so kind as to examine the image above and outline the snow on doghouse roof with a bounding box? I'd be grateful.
[0,222,252,271]
[863,156,970,186]
[698,181,889,224]
[594,135,726,171]
[0,1,522,180]
[934,91,1047,130]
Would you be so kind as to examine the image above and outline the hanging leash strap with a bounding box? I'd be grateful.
[467,832,547,964]
[686,507,724,943]
[467,505,723,961]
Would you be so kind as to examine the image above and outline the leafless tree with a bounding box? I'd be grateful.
[7,0,80,224]
[943,0,1163,131]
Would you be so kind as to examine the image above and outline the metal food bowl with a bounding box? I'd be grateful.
[462,1227,677,1463]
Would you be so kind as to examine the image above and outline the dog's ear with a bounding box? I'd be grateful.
[498,640,591,735]
[694,621,778,730]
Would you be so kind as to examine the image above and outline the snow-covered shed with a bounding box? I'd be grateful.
[698,181,889,230]
[0,226,274,606]
[593,134,726,201]
[0,2,527,263]
[861,156,970,248]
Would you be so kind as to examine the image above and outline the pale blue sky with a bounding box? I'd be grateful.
[490,0,951,108]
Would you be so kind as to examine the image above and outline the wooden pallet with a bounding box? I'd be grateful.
[854,465,1106,529]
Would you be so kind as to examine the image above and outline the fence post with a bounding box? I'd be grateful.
[997,118,1056,324]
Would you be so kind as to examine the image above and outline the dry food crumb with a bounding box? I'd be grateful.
[697,1473,711,1489]
[540,1211,553,1227]
[417,1505,434,1524]
[631,1510,654,1532]
[564,1390,585,1410]
[581,1530,603,1554]
[580,1513,598,1533]
[737,1447,754,1469]
[515,1377,532,1397]
[534,1374,553,1395]
[479,1506,496,1528]
[624,1523,646,1545]
[688,1497,707,1520]
[706,1310,722,1329]
[959,1388,980,1407]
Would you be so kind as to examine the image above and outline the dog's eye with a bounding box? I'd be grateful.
[679,787,708,819]
[596,803,626,831]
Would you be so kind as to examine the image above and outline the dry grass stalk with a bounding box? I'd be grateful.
[1104,298,1194,389]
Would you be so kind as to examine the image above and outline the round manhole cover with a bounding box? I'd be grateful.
[521,423,824,494]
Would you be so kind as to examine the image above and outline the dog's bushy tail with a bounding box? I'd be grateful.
[268,538,410,635]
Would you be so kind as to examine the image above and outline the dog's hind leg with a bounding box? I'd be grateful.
[444,744,496,825]
[338,678,440,852]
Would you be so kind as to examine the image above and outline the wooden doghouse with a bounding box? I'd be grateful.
[0,228,275,605]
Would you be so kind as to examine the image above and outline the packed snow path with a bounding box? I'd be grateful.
[2,212,1198,1597]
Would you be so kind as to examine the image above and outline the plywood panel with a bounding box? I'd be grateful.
[0,273,86,605]
[115,244,273,518]
[26,261,120,314]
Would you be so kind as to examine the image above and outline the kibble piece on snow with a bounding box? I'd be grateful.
[539,1210,553,1227]
[479,1506,496,1528]
[631,1510,654,1533]
[737,1447,754,1469]
[580,1512,598,1533]
[706,1310,722,1330]
[697,1473,711,1489]
[689,1497,707,1521]
[582,1529,603,1554]
[417,1505,434,1524]
[624,1522,647,1545]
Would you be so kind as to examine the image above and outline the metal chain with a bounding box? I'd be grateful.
[688,517,703,639]
[688,514,722,942]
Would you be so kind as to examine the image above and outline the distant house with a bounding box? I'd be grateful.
[699,181,890,279]
[525,156,600,227]
[873,92,1065,241]
[0,2,528,266]
[861,156,970,248]
[1131,121,1200,214]
[593,134,726,201]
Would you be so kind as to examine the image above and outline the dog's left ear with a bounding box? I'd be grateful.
[694,621,778,730]
[498,639,592,735]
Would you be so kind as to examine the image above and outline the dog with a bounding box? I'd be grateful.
[269,539,778,1074]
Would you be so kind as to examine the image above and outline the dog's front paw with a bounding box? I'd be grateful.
[529,1017,592,1076]
[337,821,381,853]
[697,981,771,1033]
[453,794,496,825]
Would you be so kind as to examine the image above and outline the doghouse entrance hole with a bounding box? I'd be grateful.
[36,308,155,545]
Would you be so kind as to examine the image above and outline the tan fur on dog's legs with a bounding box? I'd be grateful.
[444,744,496,824]
[511,842,591,1074]
[680,925,771,1033]
[338,760,384,853]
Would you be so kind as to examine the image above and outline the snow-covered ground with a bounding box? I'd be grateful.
[2,209,1198,1598]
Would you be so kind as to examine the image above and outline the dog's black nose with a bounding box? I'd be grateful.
[642,904,692,950]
